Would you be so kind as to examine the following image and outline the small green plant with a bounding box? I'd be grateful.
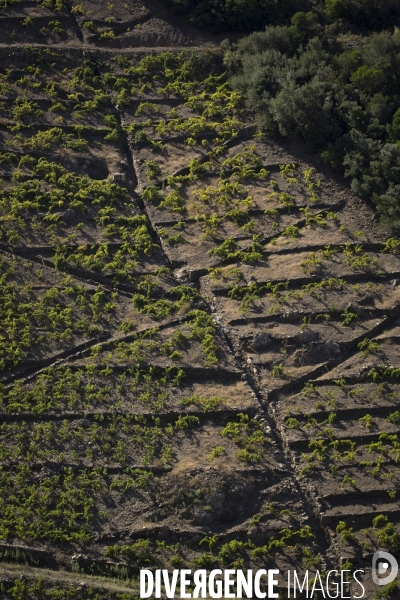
[388,411,400,424]
[145,160,162,180]
[340,475,356,488]
[99,29,115,39]
[208,446,225,461]
[342,243,378,270]
[248,513,263,528]
[374,580,398,599]
[341,309,358,326]
[172,415,200,431]
[105,539,153,562]
[359,414,374,429]
[382,238,400,254]
[271,363,284,378]
[285,417,300,429]
[179,394,225,412]
[282,225,300,239]
[336,521,354,543]
[301,252,323,274]
[199,534,218,552]
[302,382,318,397]
[48,20,65,34]
[358,338,380,358]
[222,413,267,463]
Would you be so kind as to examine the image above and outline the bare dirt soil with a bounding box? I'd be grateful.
[0,1,398,599]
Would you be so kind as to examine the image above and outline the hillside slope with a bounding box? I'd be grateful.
[0,1,399,598]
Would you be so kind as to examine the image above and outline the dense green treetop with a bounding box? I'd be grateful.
[170,0,400,229]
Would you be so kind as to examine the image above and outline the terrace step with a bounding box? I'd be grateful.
[321,500,400,526]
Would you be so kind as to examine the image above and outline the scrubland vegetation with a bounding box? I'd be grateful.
[223,7,400,233]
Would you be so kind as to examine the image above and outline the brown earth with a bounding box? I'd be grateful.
[0,1,398,599]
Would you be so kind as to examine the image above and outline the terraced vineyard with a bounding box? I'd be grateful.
[0,0,399,598]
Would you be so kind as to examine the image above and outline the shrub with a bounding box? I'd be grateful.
[168,0,311,32]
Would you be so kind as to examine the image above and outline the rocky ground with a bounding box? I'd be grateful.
[0,1,399,598]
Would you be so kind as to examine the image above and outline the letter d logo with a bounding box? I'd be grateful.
[372,551,398,586]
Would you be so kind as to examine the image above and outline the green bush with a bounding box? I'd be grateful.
[228,23,400,229]
[168,0,310,32]
[325,0,400,29]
